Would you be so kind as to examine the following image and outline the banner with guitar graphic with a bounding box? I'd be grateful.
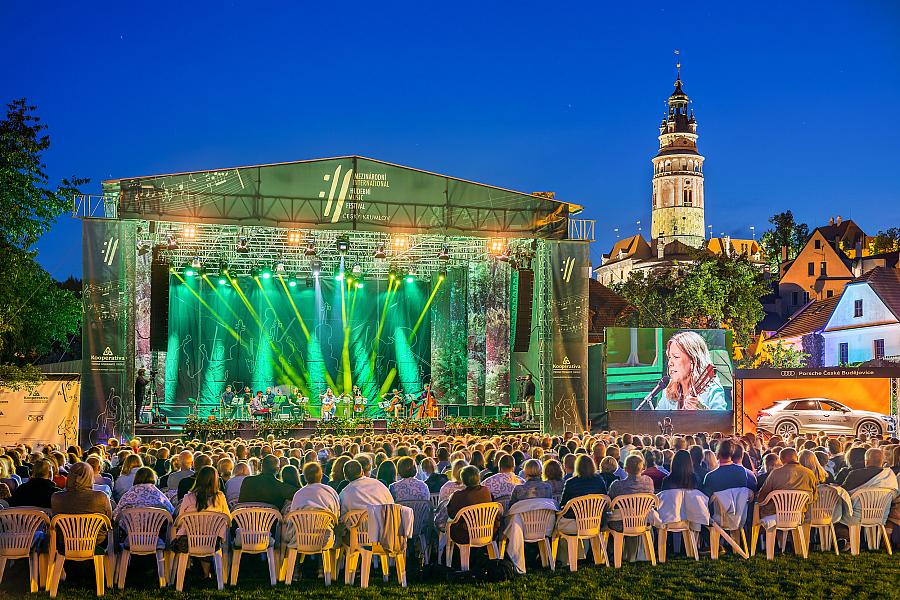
[605,327,734,411]
[80,219,137,445]
[0,375,80,447]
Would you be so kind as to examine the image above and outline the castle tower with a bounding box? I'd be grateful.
[651,63,705,249]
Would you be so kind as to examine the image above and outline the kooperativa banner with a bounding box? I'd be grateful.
[0,375,80,447]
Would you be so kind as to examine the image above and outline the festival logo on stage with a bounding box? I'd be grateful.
[320,165,392,224]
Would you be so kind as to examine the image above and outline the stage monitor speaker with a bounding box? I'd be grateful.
[149,260,170,352]
[513,269,534,352]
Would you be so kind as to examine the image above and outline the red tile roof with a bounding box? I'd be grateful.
[771,295,842,339]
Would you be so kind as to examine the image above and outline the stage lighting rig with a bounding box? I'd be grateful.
[274,258,286,274]
[336,237,350,254]
[311,260,322,277]
[487,238,505,256]
[304,241,317,256]
[374,245,387,259]
[236,237,250,253]
[260,267,272,279]
[286,230,302,245]
[392,235,408,251]
[352,263,362,275]
[137,242,151,256]
[166,235,178,250]
[191,257,202,269]
[438,245,450,261]
[184,264,197,277]
[183,224,197,239]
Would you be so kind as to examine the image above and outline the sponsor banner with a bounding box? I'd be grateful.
[548,241,589,433]
[0,376,80,447]
[736,367,900,379]
[81,219,136,445]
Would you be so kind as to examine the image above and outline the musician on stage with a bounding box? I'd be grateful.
[382,388,404,419]
[422,383,438,419]
[517,374,536,421]
[285,387,307,419]
[338,390,354,419]
[264,386,276,407]
[655,331,727,410]
[135,368,149,424]
[220,385,236,418]
[250,390,271,418]
[320,388,337,421]
[412,384,432,419]
[353,386,367,415]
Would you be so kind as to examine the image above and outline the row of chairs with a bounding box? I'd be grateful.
[0,485,894,595]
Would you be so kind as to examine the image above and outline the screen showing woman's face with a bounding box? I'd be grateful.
[667,342,692,383]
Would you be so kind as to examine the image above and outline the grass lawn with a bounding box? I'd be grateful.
[1,551,897,600]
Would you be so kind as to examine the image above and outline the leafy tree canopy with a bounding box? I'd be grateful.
[871,227,900,254]
[747,341,809,369]
[759,210,810,273]
[612,252,769,348]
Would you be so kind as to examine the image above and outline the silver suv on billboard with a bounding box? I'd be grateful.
[757,398,896,438]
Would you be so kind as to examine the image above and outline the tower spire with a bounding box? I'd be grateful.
[675,49,681,83]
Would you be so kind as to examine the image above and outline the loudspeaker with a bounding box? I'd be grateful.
[149,259,170,352]
[513,269,534,352]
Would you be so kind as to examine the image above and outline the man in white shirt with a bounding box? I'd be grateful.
[482,453,524,499]
[290,462,340,516]
[165,450,195,491]
[339,459,393,516]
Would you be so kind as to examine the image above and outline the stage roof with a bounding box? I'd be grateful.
[103,156,581,239]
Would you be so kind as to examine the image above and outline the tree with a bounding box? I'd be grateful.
[871,227,900,254]
[0,99,86,389]
[613,252,769,348]
[751,341,809,369]
[759,210,810,273]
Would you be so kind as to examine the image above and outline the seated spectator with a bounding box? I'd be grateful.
[757,447,817,518]
[9,459,59,508]
[153,447,170,478]
[289,462,340,516]
[661,449,697,491]
[376,459,397,489]
[608,454,654,500]
[756,452,782,490]
[177,454,213,500]
[421,458,447,494]
[281,465,302,494]
[835,447,866,486]
[509,459,552,507]
[841,448,892,492]
[559,455,607,516]
[595,456,618,490]
[732,444,758,490]
[237,455,297,508]
[112,454,143,501]
[166,451,195,492]
[799,449,829,486]
[328,456,351,494]
[825,439,846,477]
[641,450,667,492]
[447,466,495,545]
[339,459,393,516]
[50,462,113,548]
[701,440,754,497]
[390,456,430,502]
[176,466,230,536]
[225,462,250,507]
[84,455,112,497]
[482,453,524,500]
[113,467,174,519]
[543,459,566,498]
[217,457,234,489]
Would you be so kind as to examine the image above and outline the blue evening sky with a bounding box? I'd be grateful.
[3,1,899,279]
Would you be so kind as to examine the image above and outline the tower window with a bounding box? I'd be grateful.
[854,299,863,318]
[683,189,693,206]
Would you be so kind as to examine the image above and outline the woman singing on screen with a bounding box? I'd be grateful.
[655,331,727,410]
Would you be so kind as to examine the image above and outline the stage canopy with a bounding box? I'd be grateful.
[103,156,581,238]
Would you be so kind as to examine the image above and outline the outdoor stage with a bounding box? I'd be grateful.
[77,155,594,446]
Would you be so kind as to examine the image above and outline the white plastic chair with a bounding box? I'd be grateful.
[848,488,894,556]
[608,494,659,568]
[399,499,435,564]
[553,494,609,571]
[445,502,502,571]
[510,508,556,571]
[280,510,337,586]
[47,513,114,598]
[708,490,751,559]
[356,505,409,588]
[751,490,810,560]
[0,507,50,592]
[805,485,841,555]
[655,519,698,562]
[230,506,281,586]
[171,511,229,591]
[115,507,173,589]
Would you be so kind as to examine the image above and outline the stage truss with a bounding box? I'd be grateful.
[141,221,536,281]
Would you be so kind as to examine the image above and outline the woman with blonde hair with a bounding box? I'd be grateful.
[799,449,829,485]
[113,454,144,500]
[656,331,727,410]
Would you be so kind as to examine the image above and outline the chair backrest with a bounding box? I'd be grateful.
[341,509,371,547]
[520,508,555,542]
[0,508,50,557]
[808,485,840,525]
[50,513,111,560]
[232,506,282,552]
[453,502,501,547]
[285,510,336,553]
[494,495,511,514]
[850,488,894,526]
[560,494,609,536]
[429,493,440,509]
[398,500,433,537]
[765,490,810,529]
[173,511,229,556]
[610,494,658,535]
[118,507,173,553]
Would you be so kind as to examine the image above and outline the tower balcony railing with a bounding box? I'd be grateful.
[568,218,595,241]
[72,194,118,219]
[653,169,702,178]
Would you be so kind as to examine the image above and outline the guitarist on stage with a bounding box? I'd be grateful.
[655,331,727,410]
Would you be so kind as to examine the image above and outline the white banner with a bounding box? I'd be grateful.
[0,375,80,448]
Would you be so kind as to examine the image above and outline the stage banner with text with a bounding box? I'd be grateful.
[81,219,136,445]
[548,241,590,433]
[0,376,81,448]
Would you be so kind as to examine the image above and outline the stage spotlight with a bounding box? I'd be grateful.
[304,241,317,256]
[184,265,197,277]
[166,235,178,250]
[183,224,197,239]
[260,267,272,280]
[311,261,321,277]
[250,268,259,279]
[352,263,362,275]
[286,230,302,245]
[274,259,286,274]
[191,256,202,269]
[405,275,415,283]
[336,237,350,254]
[335,273,344,282]
[438,245,450,260]
[438,268,447,281]
[355,280,364,289]
[217,277,228,286]
[374,245,387,259]
[388,270,397,281]
[137,242,151,256]
[236,237,250,253]
[498,246,511,262]
[287,277,297,287]
[488,238,505,255]
[392,235,408,251]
